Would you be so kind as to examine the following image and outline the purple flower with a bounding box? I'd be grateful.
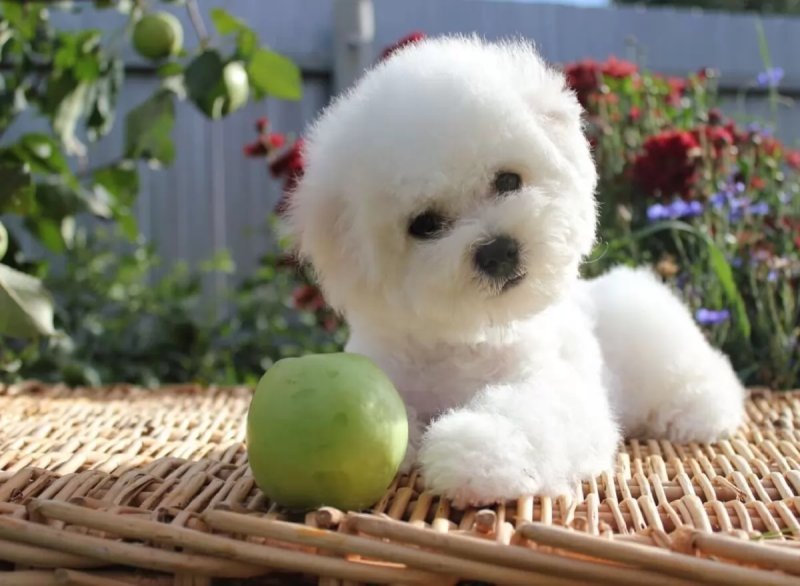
[695,308,731,325]
[768,270,779,282]
[752,249,771,262]
[646,199,704,222]
[647,203,669,221]
[746,122,773,137]
[727,196,752,221]
[747,202,770,215]
[756,67,784,88]
[710,192,728,208]
[730,256,743,268]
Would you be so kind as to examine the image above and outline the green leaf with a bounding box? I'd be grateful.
[210,8,245,35]
[236,28,258,61]
[13,133,71,177]
[184,49,225,107]
[0,161,35,214]
[86,58,124,141]
[53,81,89,156]
[1,1,39,39]
[157,62,184,77]
[94,163,139,206]
[116,211,139,240]
[34,182,90,220]
[200,249,235,274]
[706,241,751,340]
[0,262,55,338]
[246,48,302,101]
[26,217,66,252]
[124,89,176,164]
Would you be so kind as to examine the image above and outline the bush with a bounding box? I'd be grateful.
[567,43,800,389]
[0,0,313,385]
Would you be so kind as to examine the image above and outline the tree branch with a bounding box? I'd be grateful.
[185,0,210,48]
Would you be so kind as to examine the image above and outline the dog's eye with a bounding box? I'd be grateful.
[408,211,448,239]
[494,172,522,195]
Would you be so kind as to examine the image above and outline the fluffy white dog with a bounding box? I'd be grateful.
[287,35,745,507]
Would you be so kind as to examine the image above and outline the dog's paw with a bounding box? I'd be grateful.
[645,356,745,444]
[418,409,540,508]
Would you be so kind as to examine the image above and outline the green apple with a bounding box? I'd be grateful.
[132,12,183,61]
[247,353,408,511]
[220,61,249,115]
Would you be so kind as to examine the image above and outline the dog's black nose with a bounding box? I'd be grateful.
[474,236,520,280]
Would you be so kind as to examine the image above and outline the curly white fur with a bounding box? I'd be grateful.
[287,35,745,508]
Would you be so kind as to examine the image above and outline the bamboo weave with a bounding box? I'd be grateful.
[1,382,799,585]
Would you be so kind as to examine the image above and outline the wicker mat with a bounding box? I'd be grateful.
[1,383,799,586]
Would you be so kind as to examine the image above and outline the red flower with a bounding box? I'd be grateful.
[565,59,601,108]
[243,140,268,157]
[242,132,286,158]
[708,108,724,126]
[255,117,269,133]
[759,136,782,157]
[750,176,766,190]
[786,150,800,170]
[632,130,701,198]
[666,77,687,106]
[270,139,305,179]
[693,124,734,157]
[292,285,326,312]
[629,106,641,122]
[601,56,637,79]
[379,31,426,61]
[270,139,305,215]
[565,57,637,108]
[268,133,286,149]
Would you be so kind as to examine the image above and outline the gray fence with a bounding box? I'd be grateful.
[11,0,800,296]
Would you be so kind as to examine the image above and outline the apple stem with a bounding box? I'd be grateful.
[185,0,210,48]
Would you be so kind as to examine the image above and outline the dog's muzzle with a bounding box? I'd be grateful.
[474,236,524,288]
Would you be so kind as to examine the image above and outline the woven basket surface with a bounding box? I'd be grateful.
[1,382,800,586]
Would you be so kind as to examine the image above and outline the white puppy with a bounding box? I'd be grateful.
[287,35,745,507]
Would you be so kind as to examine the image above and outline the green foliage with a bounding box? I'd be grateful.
[1,227,344,388]
[571,38,800,389]
[0,0,302,345]
[613,0,800,14]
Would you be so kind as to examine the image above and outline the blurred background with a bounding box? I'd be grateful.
[1,0,799,390]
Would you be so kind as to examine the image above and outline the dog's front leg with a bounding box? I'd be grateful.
[416,384,545,508]
[417,380,619,509]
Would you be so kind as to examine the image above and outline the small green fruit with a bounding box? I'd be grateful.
[220,61,249,115]
[132,12,183,61]
[247,353,408,511]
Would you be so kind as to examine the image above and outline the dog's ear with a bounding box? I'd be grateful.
[284,177,345,284]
